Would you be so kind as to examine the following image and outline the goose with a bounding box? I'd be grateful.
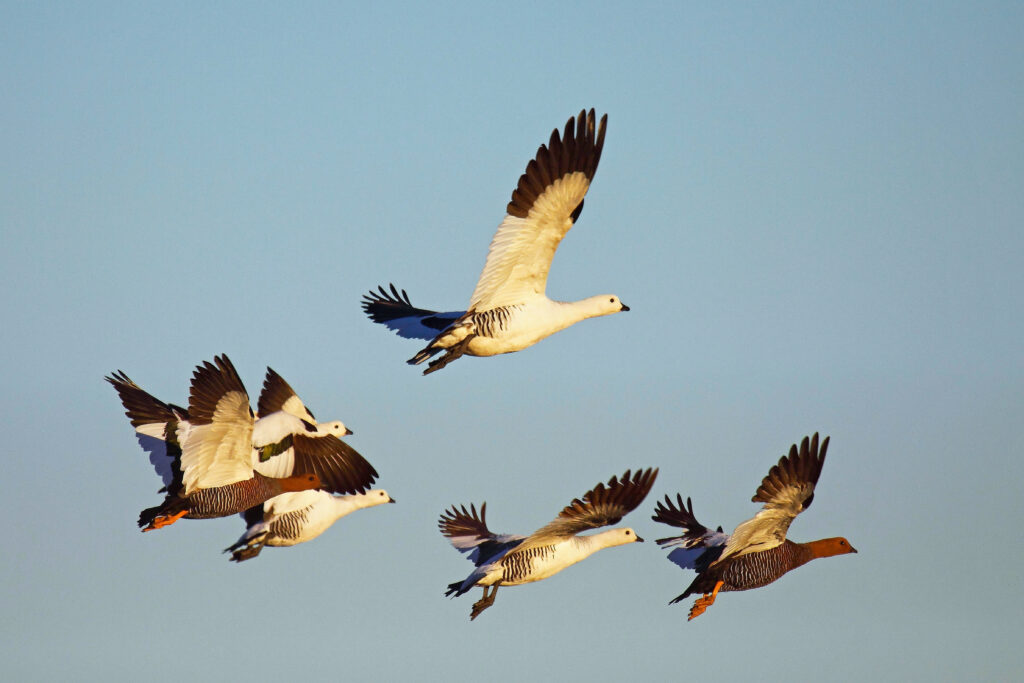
[107,355,377,531]
[652,434,857,620]
[246,366,377,496]
[224,489,395,562]
[363,109,628,375]
[251,366,352,461]
[439,467,657,620]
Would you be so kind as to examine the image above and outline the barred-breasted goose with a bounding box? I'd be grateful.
[224,489,394,562]
[363,109,628,375]
[107,356,377,531]
[652,434,857,620]
[439,468,657,620]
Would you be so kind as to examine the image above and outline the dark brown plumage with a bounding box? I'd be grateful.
[188,355,250,427]
[506,109,607,219]
[653,434,857,620]
[138,471,321,531]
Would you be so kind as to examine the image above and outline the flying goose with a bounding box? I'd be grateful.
[224,488,395,562]
[363,109,628,375]
[652,434,857,620]
[439,467,657,620]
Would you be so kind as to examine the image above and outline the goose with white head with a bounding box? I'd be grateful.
[363,109,628,374]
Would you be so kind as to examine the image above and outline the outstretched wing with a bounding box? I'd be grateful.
[106,371,188,491]
[517,467,657,551]
[257,367,315,422]
[469,109,607,311]
[106,370,188,428]
[438,502,524,566]
[361,284,464,340]
[651,494,729,573]
[253,432,378,495]
[180,355,255,493]
[718,433,829,562]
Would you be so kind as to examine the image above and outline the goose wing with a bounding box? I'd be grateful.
[718,433,828,563]
[252,432,377,495]
[468,109,607,311]
[257,367,315,423]
[651,494,729,573]
[516,467,657,551]
[362,284,464,340]
[106,371,189,490]
[438,502,524,566]
[180,355,255,493]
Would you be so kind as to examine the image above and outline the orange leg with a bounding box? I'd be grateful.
[688,580,724,621]
[143,510,188,532]
[469,584,499,621]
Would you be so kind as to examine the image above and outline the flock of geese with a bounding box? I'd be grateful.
[110,109,856,621]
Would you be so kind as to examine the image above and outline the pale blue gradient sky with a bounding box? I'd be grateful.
[1,3,1022,681]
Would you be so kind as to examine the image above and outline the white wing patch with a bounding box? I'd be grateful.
[717,484,814,562]
[279,395,313,423]
[252,444,296,479]
[180,390,254,493]
[469,172,591,311]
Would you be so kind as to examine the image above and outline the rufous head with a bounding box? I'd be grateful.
[281,473,322,492]
[807,537,857,558]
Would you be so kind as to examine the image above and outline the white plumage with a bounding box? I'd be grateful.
[363,109,628,375]
[439,468,657,620]
[225,489,395,562]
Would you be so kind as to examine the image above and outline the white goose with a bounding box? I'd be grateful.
[439,468,657,620]
[247,366,377,496]
[363,109,629,375]
[224,489,395,562]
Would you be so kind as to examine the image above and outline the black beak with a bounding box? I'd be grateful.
[850,545,858,553]
[345,428,354,436]
[388,497,397,504]
[620,303,630,312]
[635,535,644,543]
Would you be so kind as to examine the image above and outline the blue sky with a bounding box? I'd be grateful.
[1,2,1022,681]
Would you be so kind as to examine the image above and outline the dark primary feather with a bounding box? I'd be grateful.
[652,494,714,546]
[257,367,310,419]
[106,371,187,492]
[506,109,607,219]
[361,284,454,331]
[523,468,658,545]
[652,494,726,575]
[438,502,523,565]
[439,502,492,541]
[557,468,658,528]
[105,371,188,428]
[752,433,828,511]
[288,433,378,495]
[188,354,250,426]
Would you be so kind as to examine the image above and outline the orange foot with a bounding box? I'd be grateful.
[469,585,499,621]
[688,580,724,621]
[143,510,188,532]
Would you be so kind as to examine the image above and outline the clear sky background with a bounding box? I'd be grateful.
[2,3,1021,681]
